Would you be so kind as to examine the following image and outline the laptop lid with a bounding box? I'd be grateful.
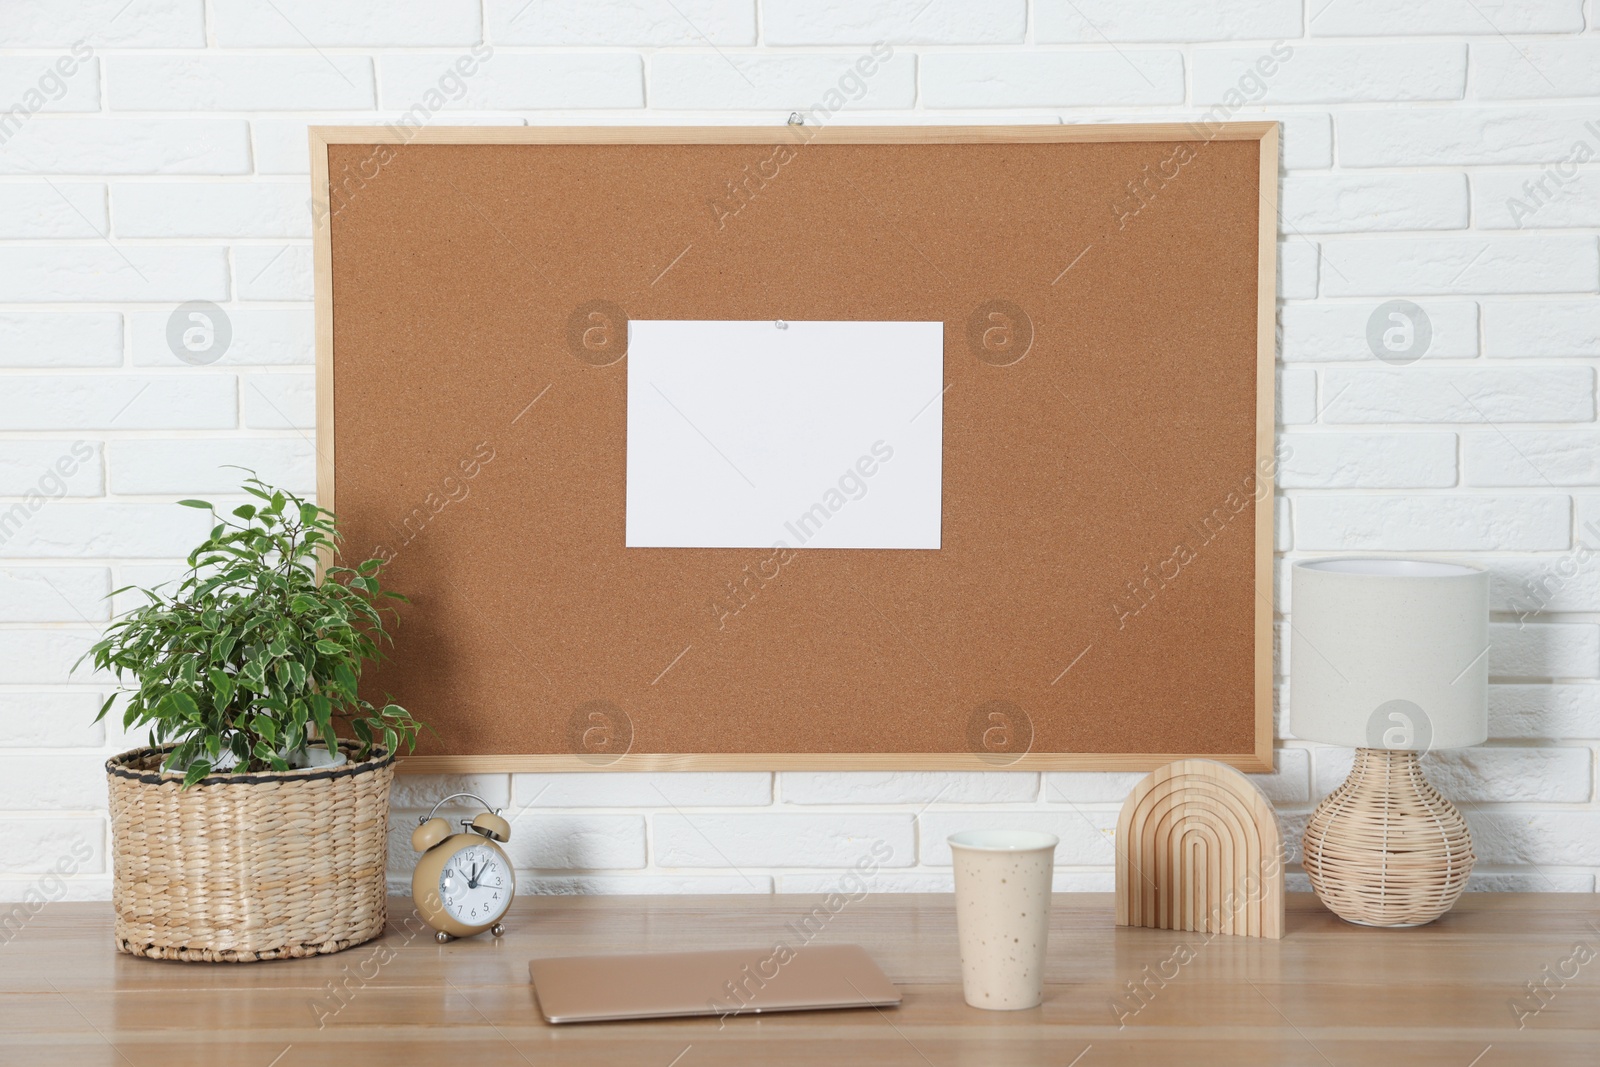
[528,942,902,1024]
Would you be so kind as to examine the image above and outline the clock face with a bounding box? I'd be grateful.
[437,842,512,927]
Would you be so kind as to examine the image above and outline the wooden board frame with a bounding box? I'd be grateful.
[310,123,1279,775]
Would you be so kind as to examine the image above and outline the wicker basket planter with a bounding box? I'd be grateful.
[107,740,394,962]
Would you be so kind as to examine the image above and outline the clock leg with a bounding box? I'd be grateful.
[435,930,452,944]
[491,923,505,938]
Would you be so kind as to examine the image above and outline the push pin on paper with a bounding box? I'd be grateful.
[775,320,788,330]
[787,112,805,126]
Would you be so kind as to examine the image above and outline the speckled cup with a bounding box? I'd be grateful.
[948,829,1058,1010]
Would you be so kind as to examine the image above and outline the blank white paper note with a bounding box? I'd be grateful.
[625,320,944,549]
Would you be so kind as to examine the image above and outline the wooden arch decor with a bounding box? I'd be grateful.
[1116,759,1284,939]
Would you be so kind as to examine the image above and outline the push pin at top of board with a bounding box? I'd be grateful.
[787,112,805,126]
[775,320,788,330]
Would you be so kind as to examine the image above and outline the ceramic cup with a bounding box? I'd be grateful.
[948,829,1058,1010]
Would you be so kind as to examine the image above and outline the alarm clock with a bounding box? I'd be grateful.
[411,792,515,943]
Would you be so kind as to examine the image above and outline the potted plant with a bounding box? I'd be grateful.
[82,476,422,962]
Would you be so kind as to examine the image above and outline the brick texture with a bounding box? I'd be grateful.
[0,1,1596,902]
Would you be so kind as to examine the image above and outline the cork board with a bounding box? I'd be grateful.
[310,125,1278,774]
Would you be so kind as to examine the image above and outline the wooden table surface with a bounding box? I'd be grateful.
[5,892,1598,1066]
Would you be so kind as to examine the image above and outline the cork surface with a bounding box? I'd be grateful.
[317,128,1273,765]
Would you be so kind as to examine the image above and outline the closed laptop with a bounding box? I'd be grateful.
[528,942,902,1024]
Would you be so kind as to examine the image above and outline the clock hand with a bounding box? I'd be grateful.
[468,861,479,889]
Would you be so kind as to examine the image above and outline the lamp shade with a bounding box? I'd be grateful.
[1290,559,1488,750]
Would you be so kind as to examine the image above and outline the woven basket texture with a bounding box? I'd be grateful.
[107,741,393,963]
[1302,747,1474,928]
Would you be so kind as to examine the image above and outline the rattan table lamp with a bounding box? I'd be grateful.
[1291,558,1488,927]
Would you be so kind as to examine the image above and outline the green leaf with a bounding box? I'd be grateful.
[164,691,200,721]
[240,659,267,691]
[232,504,257,520]
[176,499,213,510]
[208,667,235,709]
[334,663,358,699]
[183,760,213,788]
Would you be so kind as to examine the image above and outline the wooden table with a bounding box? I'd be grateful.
[6,893,1598,1065]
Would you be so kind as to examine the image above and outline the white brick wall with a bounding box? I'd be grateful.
[1337,106,1600,166]
[1318,236,1599,295]
[1469,40,1600,99]
[1,1,1597,902]
[379,54,644,110]
[1308,0,1585,37]
[1282,173,1471,232]
[1485,300,1600,357]
[0,184,108,239]
[1276,432,1457,488]
[211,0,482,47]
[1281,300,1478,360]
[240,373,314,428]
[489,1,755,47]
[0,375,237,429]
[766,1,1027,45]
[111,182,312,238]
[1034,0,1299,43]
[1318,366,1594,423]
[921,51,1184,107]
[0,1,206,48]
[0,247,229,302]
[0,119,252,174]
[107,55,378,110]
[0,314,122,367]
[1294,495,1571,551]
[234,245,312,301]
[0,568,109,621]
[1192,43,1467,105]
[651,52,912,110]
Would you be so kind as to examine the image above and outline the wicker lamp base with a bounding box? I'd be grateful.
[1302,748,1475,928]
